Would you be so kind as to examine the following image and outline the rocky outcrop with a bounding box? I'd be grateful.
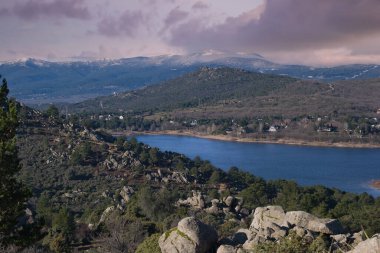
[98,206,115,224]
[119,186,134,203]
[205,199,220,215]
[177,191,206,209]
[347,234,380,253]
[179,193,250,223]
[250,206,286,231]
[216,205,346,252]
[284,211,343,234]
[159,217,218,253]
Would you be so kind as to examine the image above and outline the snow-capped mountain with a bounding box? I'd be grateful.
[0,53,379,104]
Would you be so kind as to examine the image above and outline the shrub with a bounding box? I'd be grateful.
[135,234,161,253]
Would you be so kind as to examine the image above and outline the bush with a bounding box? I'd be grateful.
[137,186,179,222]
[135,233,161,253]
[253,231,329,253]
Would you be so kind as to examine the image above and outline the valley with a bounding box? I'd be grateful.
[3,1,380,252]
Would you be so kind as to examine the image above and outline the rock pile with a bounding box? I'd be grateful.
[177,194,250,222]
[216,205,363,252]
[177,191,206,209]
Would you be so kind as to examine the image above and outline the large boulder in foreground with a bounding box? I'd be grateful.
[348,235,380,253]
[250,206,286,231]
[159,217,218,253]
[284,211,343,235]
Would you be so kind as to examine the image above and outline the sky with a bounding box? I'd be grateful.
[1,0,380,66]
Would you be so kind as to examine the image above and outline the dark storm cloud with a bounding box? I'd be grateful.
[0,0,90,20]
[169,0,380,52]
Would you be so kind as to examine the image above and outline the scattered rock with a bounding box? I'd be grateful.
[217,245,238,253]
[351,231,364,245]
[98,206,115,224]
[284,211,343,235]
[172,171,189,184]
[331,233,348,244]
[250,206,286,231]
[205,199,220,215]
[224,196,235,207]
[223,207,231,214]
[177,191,206,209]
[242,233,266,250]
[347,234,380,253]
[119,186,134,203]
[291,226,307,238]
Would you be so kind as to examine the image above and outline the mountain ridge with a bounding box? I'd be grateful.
[1,54,380,104]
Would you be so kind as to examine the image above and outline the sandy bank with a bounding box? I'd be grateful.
[111,130,380,149]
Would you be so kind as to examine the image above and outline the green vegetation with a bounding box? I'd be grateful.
[135,233,161,253]
[73,67,297,114]
[0,75,30,245]
[0,73,379,252]
[254,231,329,253]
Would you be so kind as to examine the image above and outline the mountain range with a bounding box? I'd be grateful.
[1,52,380,104]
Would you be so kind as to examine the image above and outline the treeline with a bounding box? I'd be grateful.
[68,109,380,143]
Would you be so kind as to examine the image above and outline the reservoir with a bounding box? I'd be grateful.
[136,135,380,196]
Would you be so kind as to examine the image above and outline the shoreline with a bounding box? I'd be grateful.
[111,130,380,149]
[110,129,380,195]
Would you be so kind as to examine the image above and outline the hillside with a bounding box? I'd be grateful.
[72,67,298,114]
[70,67,380,146]
[7,104,380,252]
[1,54,380,104]
[72,67,380,118]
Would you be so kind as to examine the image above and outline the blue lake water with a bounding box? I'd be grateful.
[136,135,380,197]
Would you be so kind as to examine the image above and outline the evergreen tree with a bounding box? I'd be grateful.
[0,76,30,243]
[45,105,59,120]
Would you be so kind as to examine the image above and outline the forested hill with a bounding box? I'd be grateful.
[71,67,298,113]
[71,67,380,118]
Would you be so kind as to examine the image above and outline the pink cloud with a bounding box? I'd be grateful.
[169,0,380,53]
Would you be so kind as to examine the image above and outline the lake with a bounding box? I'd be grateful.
[136,135,380,197]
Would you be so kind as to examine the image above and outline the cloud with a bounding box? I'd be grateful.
[97,10,144,37]
[164,7,189,28]
[0,8,10,16]
[192,2,209,10]
[168,0,380,57]
[1,0,91,20]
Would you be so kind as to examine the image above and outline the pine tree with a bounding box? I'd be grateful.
[0,75,30,243]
